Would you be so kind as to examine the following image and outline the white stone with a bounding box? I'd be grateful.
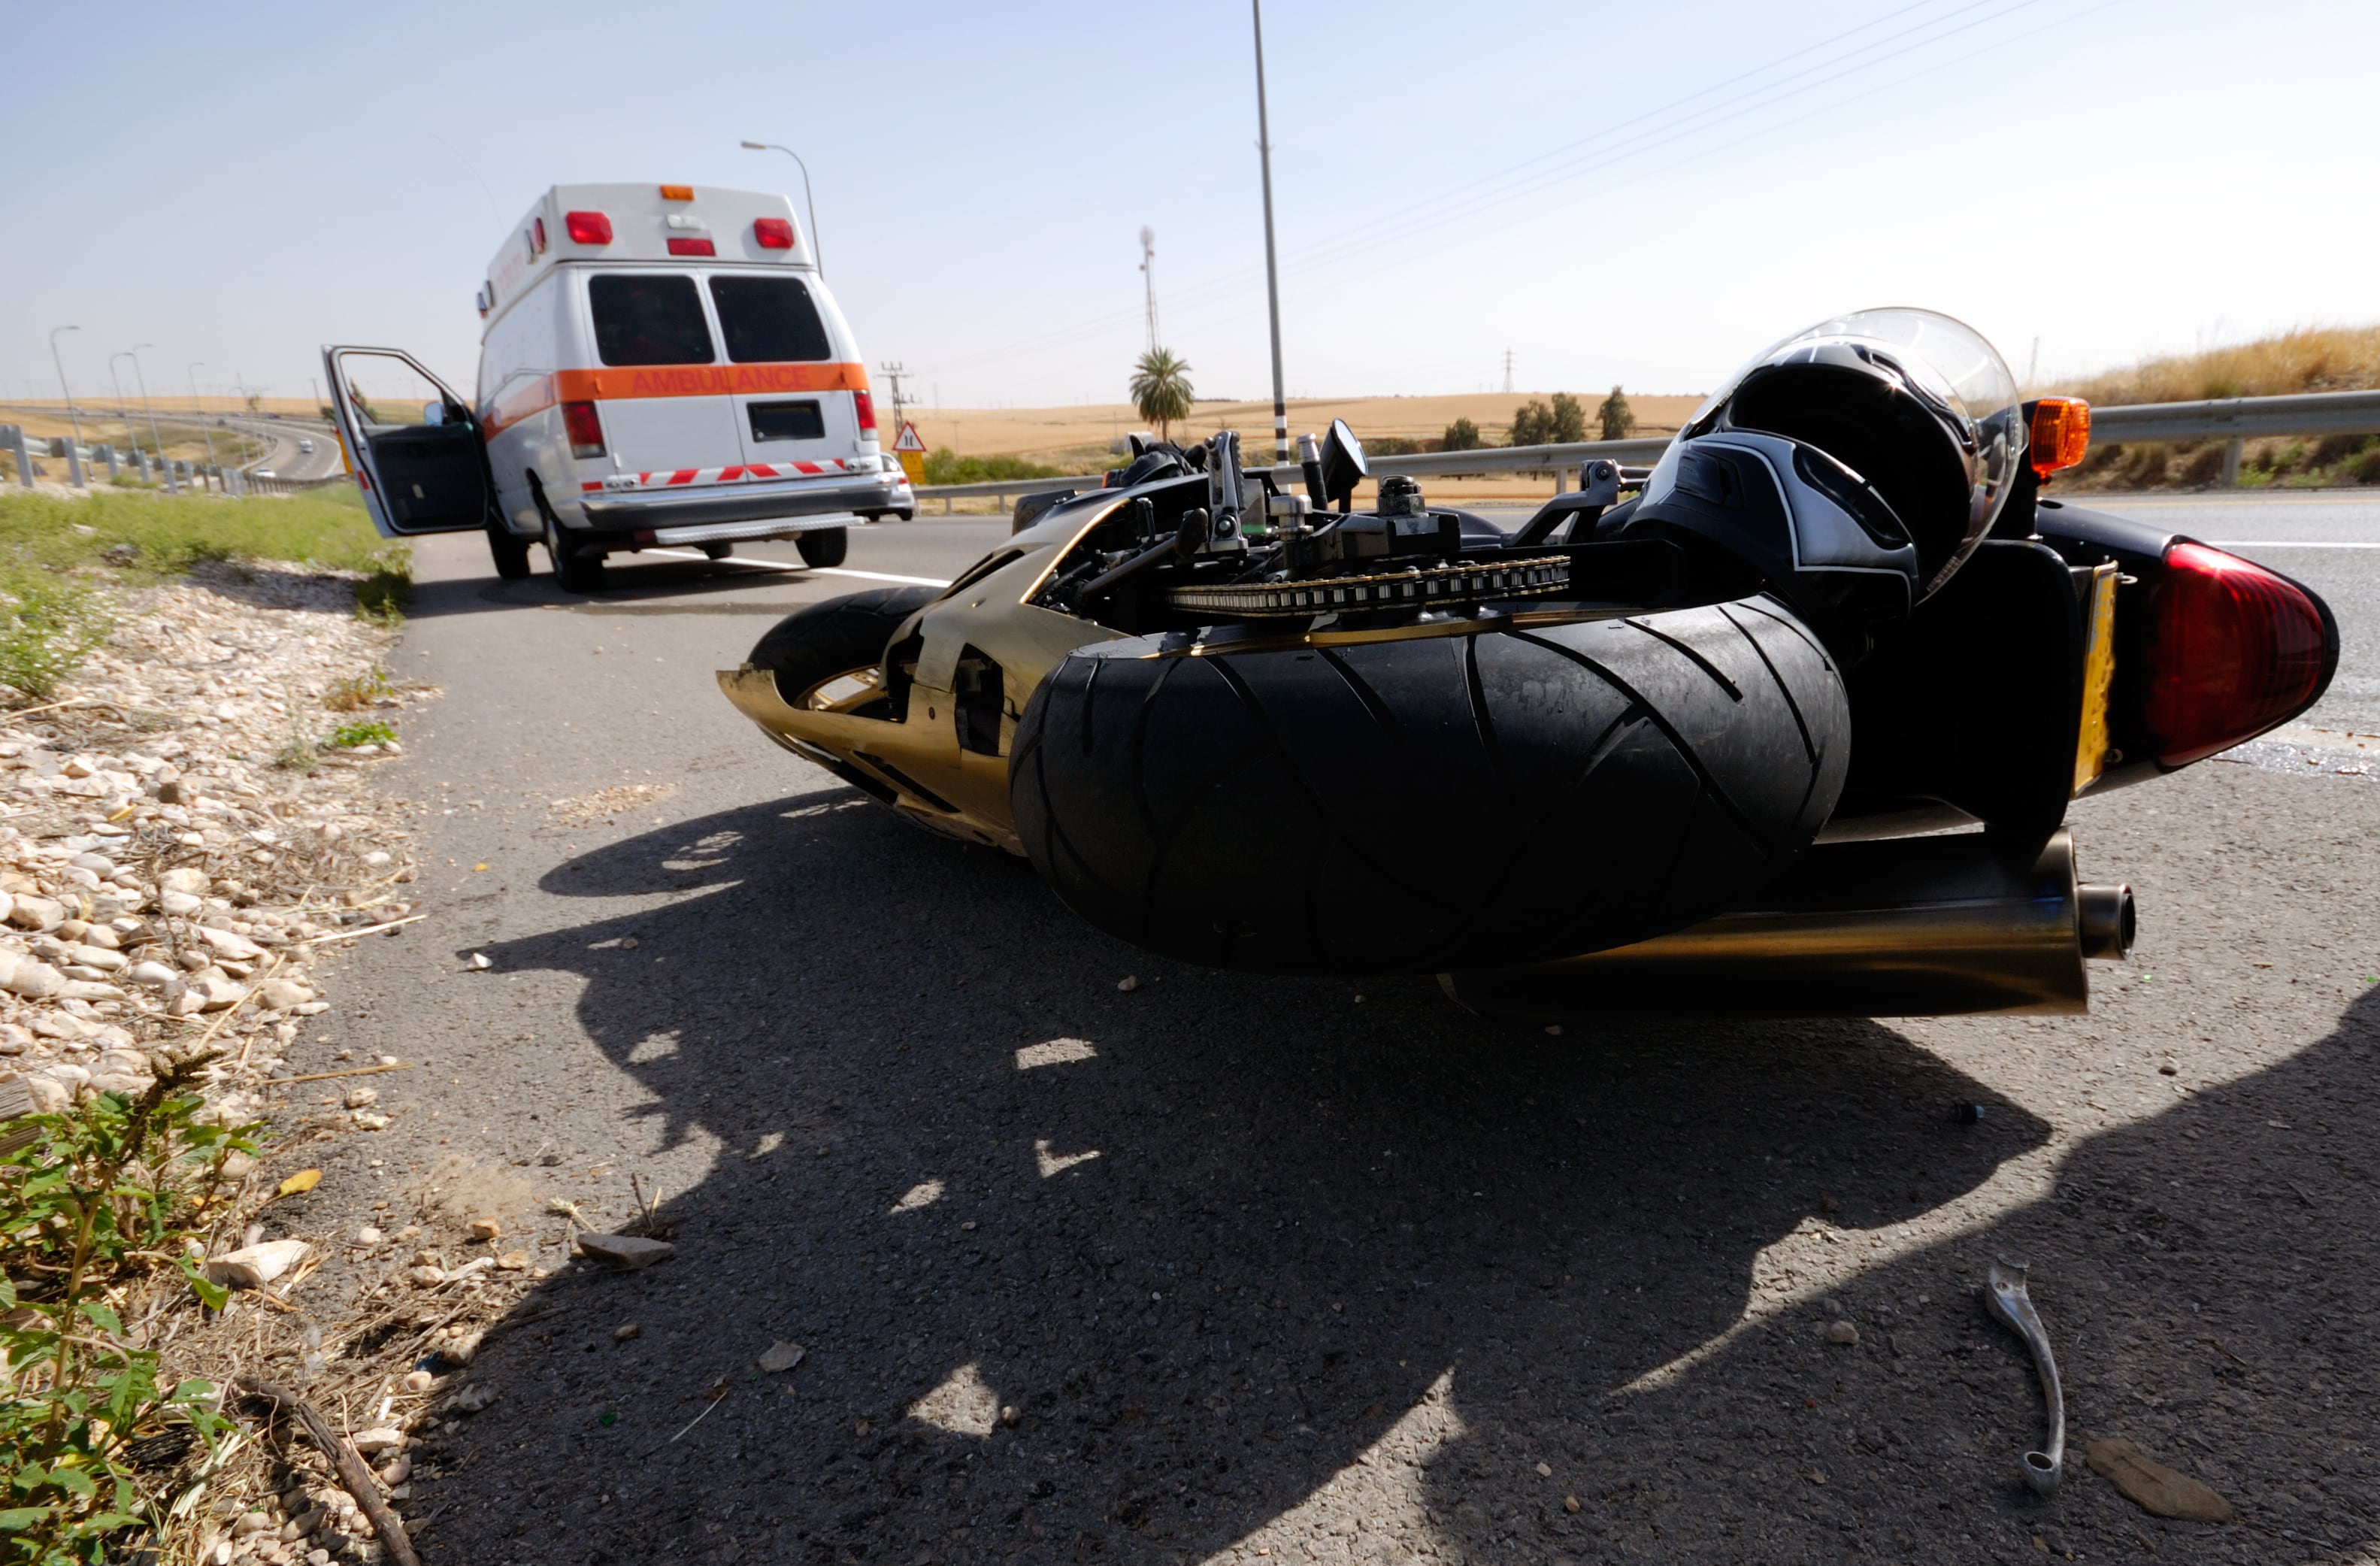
[158,867,209,895]
[159,890,203,916]
[2,958,65,998]
[204,1239,310,1289]
[196,925,266,962]
[7,895,62,932]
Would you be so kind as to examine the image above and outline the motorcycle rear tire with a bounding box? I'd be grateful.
[1010,596,1850,975]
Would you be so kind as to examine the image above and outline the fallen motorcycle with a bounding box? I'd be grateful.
[718,309,2336,1016]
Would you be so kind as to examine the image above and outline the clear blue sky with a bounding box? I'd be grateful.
[5,0,2374,411]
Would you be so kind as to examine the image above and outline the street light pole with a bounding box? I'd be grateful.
[1251,0,1289,465]
[738,141,825,276]
[126,345,168,474]
[188,362,222,490]
[48,325,83,446]
[109,354,135,432]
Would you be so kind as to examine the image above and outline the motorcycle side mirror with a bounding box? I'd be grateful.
[1319,418,1367,512]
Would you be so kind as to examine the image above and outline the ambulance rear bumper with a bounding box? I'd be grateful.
[578,470,908,530]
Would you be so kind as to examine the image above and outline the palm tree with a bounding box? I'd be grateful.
[1129,347,1194,442]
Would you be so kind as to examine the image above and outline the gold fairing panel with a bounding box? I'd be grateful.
[2071,562,2119,794]
[716,500,1136,853]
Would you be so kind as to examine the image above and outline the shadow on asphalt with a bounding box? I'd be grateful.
[410,793,2377,1564]
[401,559,828,621]
[399,795,2332,1561]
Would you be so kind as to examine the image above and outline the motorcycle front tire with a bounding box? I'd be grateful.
[1010,595,1851,976]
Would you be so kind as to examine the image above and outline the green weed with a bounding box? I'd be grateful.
[328,719,395,748]
[0,1056,259,1562]
[0,572,114,700]
[322,668,395,712]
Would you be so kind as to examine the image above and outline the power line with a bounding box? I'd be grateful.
[910,0,2077,383]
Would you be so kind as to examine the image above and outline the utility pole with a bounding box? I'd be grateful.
[879,362,910,436]
[1251,0,1288,465]
[1139,226,1159,354]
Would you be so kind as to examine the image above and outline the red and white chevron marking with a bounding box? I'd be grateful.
[581,458,868,494]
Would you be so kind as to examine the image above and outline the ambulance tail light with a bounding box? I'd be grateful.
[565,211,613,245]
[667,237,716,257]
[852,390,877,432]
[564,401,607,460]
[2140,541,2334,768]
[753,217,795,250]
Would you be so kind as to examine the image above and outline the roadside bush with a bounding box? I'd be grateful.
[1,1056,258,1561]
[2178,444,2228,486]
[1509,393,1588,447]
[2349,447,2380,484]
[1442,417,1482,452]
[920,450,1063,486]
[0,488,395,581]
[1597,386,1637,441]
[0,571,114,700]
[2310,432,2369,467]
[2119,443,2172,488]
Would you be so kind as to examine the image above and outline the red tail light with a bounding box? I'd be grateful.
[563,400,606,460]
[667,237,716,257]
[565,210,613,244]
[852,389,877,432]
[2143,541,2332,767]
[753,217,794,250]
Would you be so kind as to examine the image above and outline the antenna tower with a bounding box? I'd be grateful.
[1503,349,1515,395]
[1139,227,1159,353]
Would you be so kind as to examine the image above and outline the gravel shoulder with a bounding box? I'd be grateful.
[270,532,2379,1566]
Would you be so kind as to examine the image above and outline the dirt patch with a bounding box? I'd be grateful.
[548,782,677,828]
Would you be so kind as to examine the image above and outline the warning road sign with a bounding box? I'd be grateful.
[892,421,926,486]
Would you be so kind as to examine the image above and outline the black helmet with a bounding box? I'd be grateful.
[1621,310,2025,647]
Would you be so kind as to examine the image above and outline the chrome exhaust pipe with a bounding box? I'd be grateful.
[1443,829,2132,1019]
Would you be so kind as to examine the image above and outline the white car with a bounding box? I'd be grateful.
[323,182,909,590]
[297,438,315,454]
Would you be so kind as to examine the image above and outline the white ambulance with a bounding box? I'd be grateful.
[322,182,911,591]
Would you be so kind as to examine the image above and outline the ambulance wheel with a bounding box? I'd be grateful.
[551,539,605,593]
[701,543,734,561]
[486,523,531,581]
[531,476,605,593]
[796,527,849,568]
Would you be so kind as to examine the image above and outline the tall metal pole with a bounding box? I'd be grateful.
[1140,226,1159,355]
[740,141,825,277]
[188,362,222,490]
[126,346,173,492]
[1252,0,1289,465]
[49,325,84,446]
[108,355,134,435]
[126,345,168,459]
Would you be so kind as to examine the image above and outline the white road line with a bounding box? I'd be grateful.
[643,547,949,586]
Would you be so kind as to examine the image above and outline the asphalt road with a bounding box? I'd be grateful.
[226,416,341,480]
[276,495,2380,1566]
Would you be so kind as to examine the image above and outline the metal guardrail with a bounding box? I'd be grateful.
[2087,389,2380,443]
[907,387,2380,511]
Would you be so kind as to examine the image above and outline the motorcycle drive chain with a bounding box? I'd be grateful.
[1164,555,1573,619]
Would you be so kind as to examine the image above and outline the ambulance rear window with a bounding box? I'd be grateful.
[708,277,832,363]
[589,275,715,367]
